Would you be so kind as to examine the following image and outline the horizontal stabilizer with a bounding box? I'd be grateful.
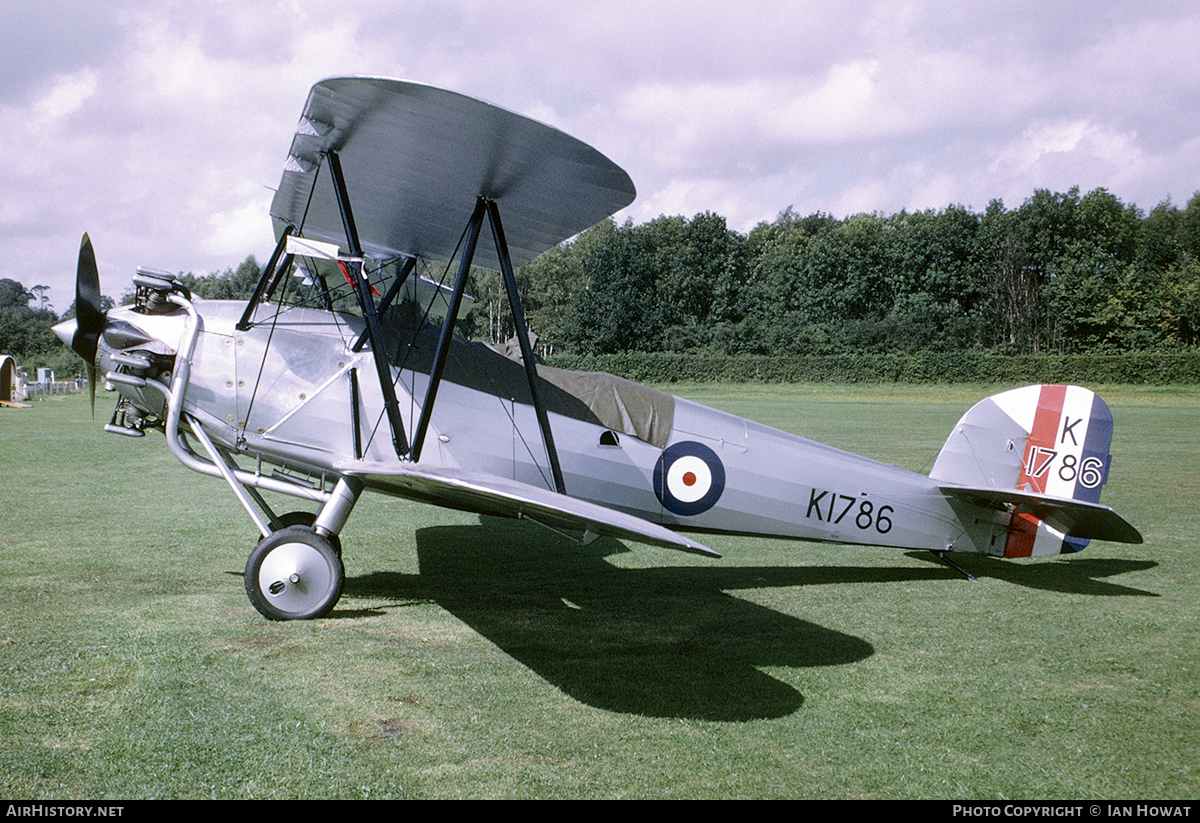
[939,484,1143,545]
[337,460,719,558]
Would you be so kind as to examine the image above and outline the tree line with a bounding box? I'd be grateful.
[4,186,1199,375]
[0,280,82,378]
[511,187,1200,359]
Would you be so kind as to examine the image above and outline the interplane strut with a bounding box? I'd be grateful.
[246,152,567,493]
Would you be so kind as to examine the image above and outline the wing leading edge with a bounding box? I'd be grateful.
[336,460,720,558]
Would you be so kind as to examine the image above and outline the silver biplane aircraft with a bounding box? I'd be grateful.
[56,77,1142,620]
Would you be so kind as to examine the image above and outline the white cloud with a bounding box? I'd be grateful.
[4,0,1200,308]
[32,70,100,127]
[205,198,275,262]
[984,119,1145,202]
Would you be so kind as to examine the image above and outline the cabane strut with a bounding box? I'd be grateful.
[239,153,567,493]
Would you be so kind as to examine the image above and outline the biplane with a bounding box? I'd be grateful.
[55,77,1142,620]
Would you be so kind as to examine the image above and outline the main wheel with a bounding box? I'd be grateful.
[245,526,344,620]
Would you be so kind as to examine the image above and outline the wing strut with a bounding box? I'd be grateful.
[410,198,486,462]
[409,197,567,495]
[327,150,410,458]
[486,200,566,494]
[236,225,293,331]
[352,255,416,353]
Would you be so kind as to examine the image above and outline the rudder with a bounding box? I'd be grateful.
[931,385,1128,556]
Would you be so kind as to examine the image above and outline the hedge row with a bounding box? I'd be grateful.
[545,350,1200,385]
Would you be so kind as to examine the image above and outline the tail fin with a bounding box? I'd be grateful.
[931,385,1141,556]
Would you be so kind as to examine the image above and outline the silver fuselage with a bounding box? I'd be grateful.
[98,298,1004,555]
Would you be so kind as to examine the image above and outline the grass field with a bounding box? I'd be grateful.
[1,384,1196,799]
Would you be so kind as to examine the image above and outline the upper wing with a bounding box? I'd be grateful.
[336,459,720,558]
[270,76,637,271]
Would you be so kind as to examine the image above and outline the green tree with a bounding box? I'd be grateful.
[1163,258,1200,346]
[177,256,263,300]
[0,278,64,367]
[567,219,665,353]
[1177,192,1200,259]
[0,279,34,312]
[513,219,614,355]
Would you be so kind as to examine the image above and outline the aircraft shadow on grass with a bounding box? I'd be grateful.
[341,520,902,721]
[906,551,1159,596]
[332,521,1158,721]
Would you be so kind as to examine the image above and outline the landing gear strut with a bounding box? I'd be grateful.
[116,279,363,621]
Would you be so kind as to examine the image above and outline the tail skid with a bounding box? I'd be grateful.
[932,385,1142,556]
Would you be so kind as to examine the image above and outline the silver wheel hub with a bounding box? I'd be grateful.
[258,540,336,614]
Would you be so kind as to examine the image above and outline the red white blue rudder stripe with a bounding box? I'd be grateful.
[994,384,1114,555]
[992,385,1113,502]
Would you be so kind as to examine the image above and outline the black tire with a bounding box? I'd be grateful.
[245,526,344,620]
[256,511,341,555]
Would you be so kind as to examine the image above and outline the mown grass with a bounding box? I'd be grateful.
[0,385,1195,799]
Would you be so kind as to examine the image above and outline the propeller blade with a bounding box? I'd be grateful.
[72,233,106,414]
[73,234,104,356]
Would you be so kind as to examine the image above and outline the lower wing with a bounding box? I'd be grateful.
[336,460,720,557]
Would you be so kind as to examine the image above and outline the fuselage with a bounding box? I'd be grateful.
[94,298,993,555]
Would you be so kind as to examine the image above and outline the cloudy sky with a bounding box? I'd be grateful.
[4,0,1199,309]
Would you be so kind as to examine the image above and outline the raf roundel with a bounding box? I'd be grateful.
[654,441,726,517]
